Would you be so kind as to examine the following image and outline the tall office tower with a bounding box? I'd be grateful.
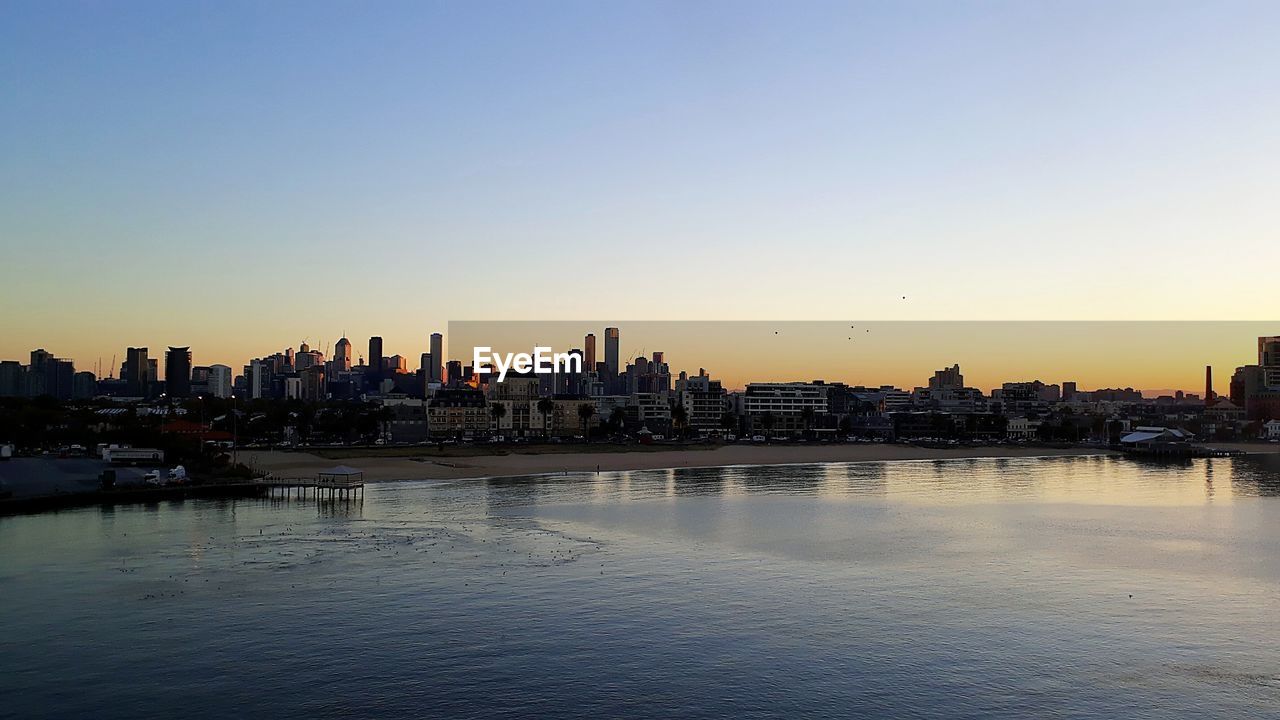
[284,347,295,371]
[1260,336,1280,388]
[0,361,22,397]
[604,327,619,377]
[1062,381,1077,402]
[72,371,96,400]
[124,347,149,397]
[445,360,464,386]
[584,333,597,368]
[429,333,443,383]
[369,336,384,381]
[44,359,74,400]
[334,337,352,371]
[165,347,193,397]
[25,348,53,396]
[208,365,233,398]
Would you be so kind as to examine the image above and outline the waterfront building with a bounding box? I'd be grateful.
[674,369,728,432]
[428,386,489,438]
[743,383,828,434]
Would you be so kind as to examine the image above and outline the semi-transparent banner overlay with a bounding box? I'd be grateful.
[445,321,1280,396]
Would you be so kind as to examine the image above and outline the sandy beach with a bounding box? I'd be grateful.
[239,443,1136,483]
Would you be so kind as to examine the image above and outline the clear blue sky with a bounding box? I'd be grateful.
[3,1,1278,370]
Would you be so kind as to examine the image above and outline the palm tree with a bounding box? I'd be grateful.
[536,397,555,438]
[489,402,507,438]
[609,406,626,435]
[720,411,738,437]
[670,404,689,440]
[800,406,815,439]
[577,403,596,442]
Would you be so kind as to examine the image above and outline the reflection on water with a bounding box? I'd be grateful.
[2,454,1280,719]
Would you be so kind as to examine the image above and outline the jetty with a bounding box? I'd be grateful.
[264,465,365,500]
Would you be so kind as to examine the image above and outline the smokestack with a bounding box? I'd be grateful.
[1205,365,1215,406]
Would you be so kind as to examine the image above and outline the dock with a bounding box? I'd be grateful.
[264,465,365,500]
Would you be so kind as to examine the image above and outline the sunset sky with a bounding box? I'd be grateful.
[3,1,1279,379]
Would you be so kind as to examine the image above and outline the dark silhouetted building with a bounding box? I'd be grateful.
[124,347,149,398]
[165,347,192,397]
[369,336,384,382]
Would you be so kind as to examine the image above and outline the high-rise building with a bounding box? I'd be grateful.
[584,333,596,368]
[295,348,323,371]
[429,333,443,383]
[446,359,464,386]
[300,366,326,401]
[0,361,22,397]
[205,365,231,398]
[604,327,620,377]
[369,336,384,381]
[72,371,96,400]
[165,347,192,397]
[928,365,964,390]
[1062,381,1078,402]
[335,337,352,372]
[124,347,149,398]
[1259,336,1280,388]
[44,358,74,400]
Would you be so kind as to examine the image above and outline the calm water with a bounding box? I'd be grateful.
[4,454,1280,719]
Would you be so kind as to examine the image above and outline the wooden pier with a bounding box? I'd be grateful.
[264,465,365,500]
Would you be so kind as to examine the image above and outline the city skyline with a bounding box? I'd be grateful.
[6,321,1278,396]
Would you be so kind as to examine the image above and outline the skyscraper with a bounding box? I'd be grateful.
[124,347,149,398]
[604,327,619,377]
[369,336,384,381]
[1260,336,1280,388]
[165,347,192,397]
[429,332,443,383]
[335,337,352,372]
[584,333,596,368]
[208,364,233,398]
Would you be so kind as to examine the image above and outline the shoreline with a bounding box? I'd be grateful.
[240,444,1132,483]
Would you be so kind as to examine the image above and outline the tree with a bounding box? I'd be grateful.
[577,403,596,442]
[800,406,815,438]
[671,404,689,439]
[609,406,627,435]
[489,402,507,437]
[720,411,738,437]
[537,397,555,437]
